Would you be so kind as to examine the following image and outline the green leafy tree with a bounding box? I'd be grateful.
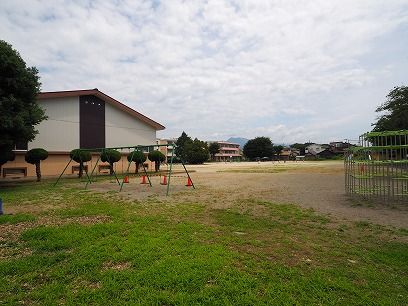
[208,142,220,161]
[0,150,15,175]
[243,137,274,160]
[175,131,192,162]
[0,40,47,159]
[70,149,92,178]
[127,150,146,173]
[25,148,48,182]
[185,138,209,164]
[148,150,165,172]
[372,86,408,132]
[272,145,284,159]
[101,149,121,175]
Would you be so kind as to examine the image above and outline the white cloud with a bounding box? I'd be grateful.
[1,0,407,143]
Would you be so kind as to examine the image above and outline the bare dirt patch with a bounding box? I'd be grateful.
[85,161,408,228]
[102,261,132,271]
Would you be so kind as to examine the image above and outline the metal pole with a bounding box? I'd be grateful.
[182,162,195,189]
[79,150,93,186]
[120,150,136,192]
[142,163,152,187]
[54,157,73,187]
[104,149,121,186]
[166,144,175,196]
[86,154,100,189]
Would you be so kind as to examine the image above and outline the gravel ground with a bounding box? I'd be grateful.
[89,161,408,228]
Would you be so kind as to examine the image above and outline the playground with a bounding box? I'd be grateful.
[1,160,407,304]
[76,160,408,228]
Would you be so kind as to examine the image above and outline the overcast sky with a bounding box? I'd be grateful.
[1,0,407,144]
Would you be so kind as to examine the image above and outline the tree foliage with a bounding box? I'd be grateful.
[70,149,92,178]
[0,40,46,155]
[0,150,15,174]
[174,132,209,164]
[101,149,121,175]
[372,86,408,132]
[272,145,284,157]
[127,150,146,173]
[208,142,220,161]
[290,143,307,155]
[243,137,274,160]
[25,148,48,181]
[175,131,192,162]
[185,138,209,164]
[148,150,165,172]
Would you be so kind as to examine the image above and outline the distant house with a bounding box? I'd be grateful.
[305,144,335,159]
[279,147,300,161]
[208,141,242,162]
[2,89,165,178]
[157,138,177,162]
[329,142,352,154]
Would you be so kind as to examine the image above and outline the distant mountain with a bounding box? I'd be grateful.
[227,137,249,148]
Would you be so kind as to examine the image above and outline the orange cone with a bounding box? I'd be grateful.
[186,177,193,187]
[140,175,147,184]
[160,175,167,185]
[123,176,129,183]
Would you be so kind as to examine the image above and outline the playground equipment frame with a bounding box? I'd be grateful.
[54,144,195,196]
[345,130,408,203]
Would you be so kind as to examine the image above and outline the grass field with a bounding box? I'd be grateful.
[1,169,407,305]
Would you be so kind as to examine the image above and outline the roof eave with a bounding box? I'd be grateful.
[38,89,165,131]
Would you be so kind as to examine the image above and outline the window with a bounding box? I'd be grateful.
[15,141,28,151]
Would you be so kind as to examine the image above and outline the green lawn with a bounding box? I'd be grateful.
[0,182,407,305]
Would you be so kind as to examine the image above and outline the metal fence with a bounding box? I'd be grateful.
[345,130,408,203]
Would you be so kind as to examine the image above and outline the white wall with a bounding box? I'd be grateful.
[29,97,79,151]
[105,103,157,148]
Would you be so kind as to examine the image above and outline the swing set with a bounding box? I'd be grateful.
[53,144,195,196]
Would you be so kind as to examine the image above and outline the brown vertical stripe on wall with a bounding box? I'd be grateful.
[80,95,105,149]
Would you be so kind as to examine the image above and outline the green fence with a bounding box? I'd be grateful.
[345,130,408,203]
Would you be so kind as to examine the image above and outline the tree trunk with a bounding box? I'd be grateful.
[135,162,139,174]
[79,162,83,178]
[35,162,41,182]
[155,161,159,172]
[110,164,113,176]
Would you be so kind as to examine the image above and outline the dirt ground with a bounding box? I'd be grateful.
[88,161,408,228]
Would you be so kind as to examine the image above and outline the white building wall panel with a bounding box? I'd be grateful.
[105,103,156,148]
[29,97,79,151]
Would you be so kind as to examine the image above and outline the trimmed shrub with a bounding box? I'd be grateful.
[127,150,146,173]
[100,149,121,175]
[70,149,92,178]
[148,150,165,172]
[25,148,48,181]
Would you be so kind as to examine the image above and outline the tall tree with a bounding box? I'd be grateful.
[243,137,274,160]
[372,86,408,132]
[175,131,192,162]
[25,148,48,182]
[185,138,209,164]
[0,40,47,156]
[208,142,220,161]
[272,145,284,159]
[0,151,15,175]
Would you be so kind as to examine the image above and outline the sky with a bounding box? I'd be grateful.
[1,0,407,144]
